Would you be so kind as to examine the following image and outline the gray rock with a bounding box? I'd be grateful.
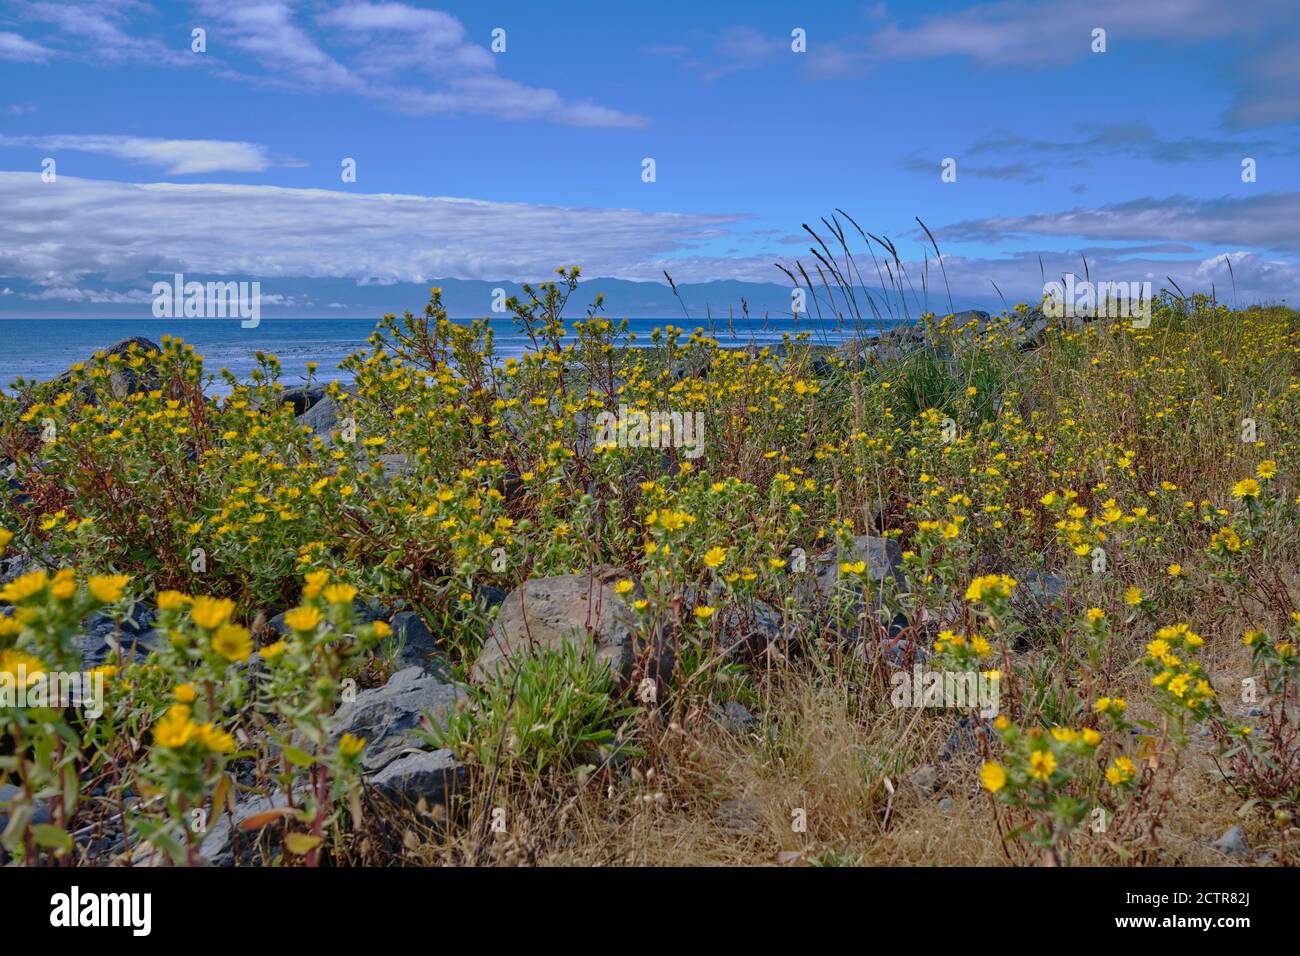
[78,606,164,668]
[55,337,162,403]
[712,700,759,734]
[0,782,51,840]
[908,764,939,797]
[298,393,345,436]
[811,534,905,600]
[198,789,300,867]
[375,453,413,482]
[939,797,954,813]
[328,666,467,772]
[1018,569,1067,604]
[938,715,992,761]
[267,597,385,636]
[715,798,765,834]
[278,385,327,416]
[380,610,446,674]
[947,309,991,327]
[1009,569,1069,646]
[714,596,791,657]
[807,535,907,645]
[368,749,464,806]
[471,566,670,686]
[1212,826,1249,858]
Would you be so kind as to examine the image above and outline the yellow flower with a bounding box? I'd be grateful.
[1082,728,1101,747]
[261,639,288,659]
[174,683,198,704]
[1086,607,1105,621]
[1124,586,1143,606]
[339,733,366,759]
[1028,750,1056,782]
[979,761,1007,792]
[190,596,235,630]
[50,575,77,601]
[371,620,392,639]
[1166,564,1182,577]
[153,705,197,749]
[156,590,189,611]
[614,580,634,596]
[693,605,716,620]
[0,528,11,554]
[283,606,322,633]
[702,546,727,569]
[1106,756,1136,786]
[87,574,130,603]
[0,570,48,603]
[1256,460,1276,480]
[212,623,253,662]
[322,583,357,605]
[1231,478,1260,498]
[302,569,330,599]
[197,722,236,754]
[0,648,45,685]
[965,574,1016,602]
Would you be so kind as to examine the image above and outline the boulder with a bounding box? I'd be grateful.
[267,597,385,636]
[380,610,447,675]
[297,392,351,437]
[197,789,300,867]
[78,605,164,668]
[1212,826,1249,858]
[947,309,991,327]
[278,385,327,416]
[369,749,464,806]
[56,337,162,402]
[714,596,792,657]
[1009,569,1068,646]
[471,567,669,685]
[805,534,909,647]
[327,666,466,773]
[711,700,759,734]
[375,453,414,482]
[810,534,905,602]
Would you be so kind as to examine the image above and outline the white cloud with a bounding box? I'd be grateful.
[6,1,644,128]
[196,0,646,127]
[939,192,1300,252]
[0,135,283,174]
[0,172,741,284]
[0,30,51,62]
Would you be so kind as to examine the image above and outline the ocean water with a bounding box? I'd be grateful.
[0,316,879,395]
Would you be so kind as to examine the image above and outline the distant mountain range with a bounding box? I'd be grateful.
[0,273,1000,320]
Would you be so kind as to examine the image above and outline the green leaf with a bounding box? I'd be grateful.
[282,746,316,768]
[284,832,323,855]
[31,823,73,853]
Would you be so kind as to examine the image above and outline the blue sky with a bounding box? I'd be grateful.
[1,0,1298,315]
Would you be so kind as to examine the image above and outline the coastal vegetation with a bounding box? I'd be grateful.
[0,270,1296,866]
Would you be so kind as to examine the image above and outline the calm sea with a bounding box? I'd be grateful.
[0,317,879,395]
